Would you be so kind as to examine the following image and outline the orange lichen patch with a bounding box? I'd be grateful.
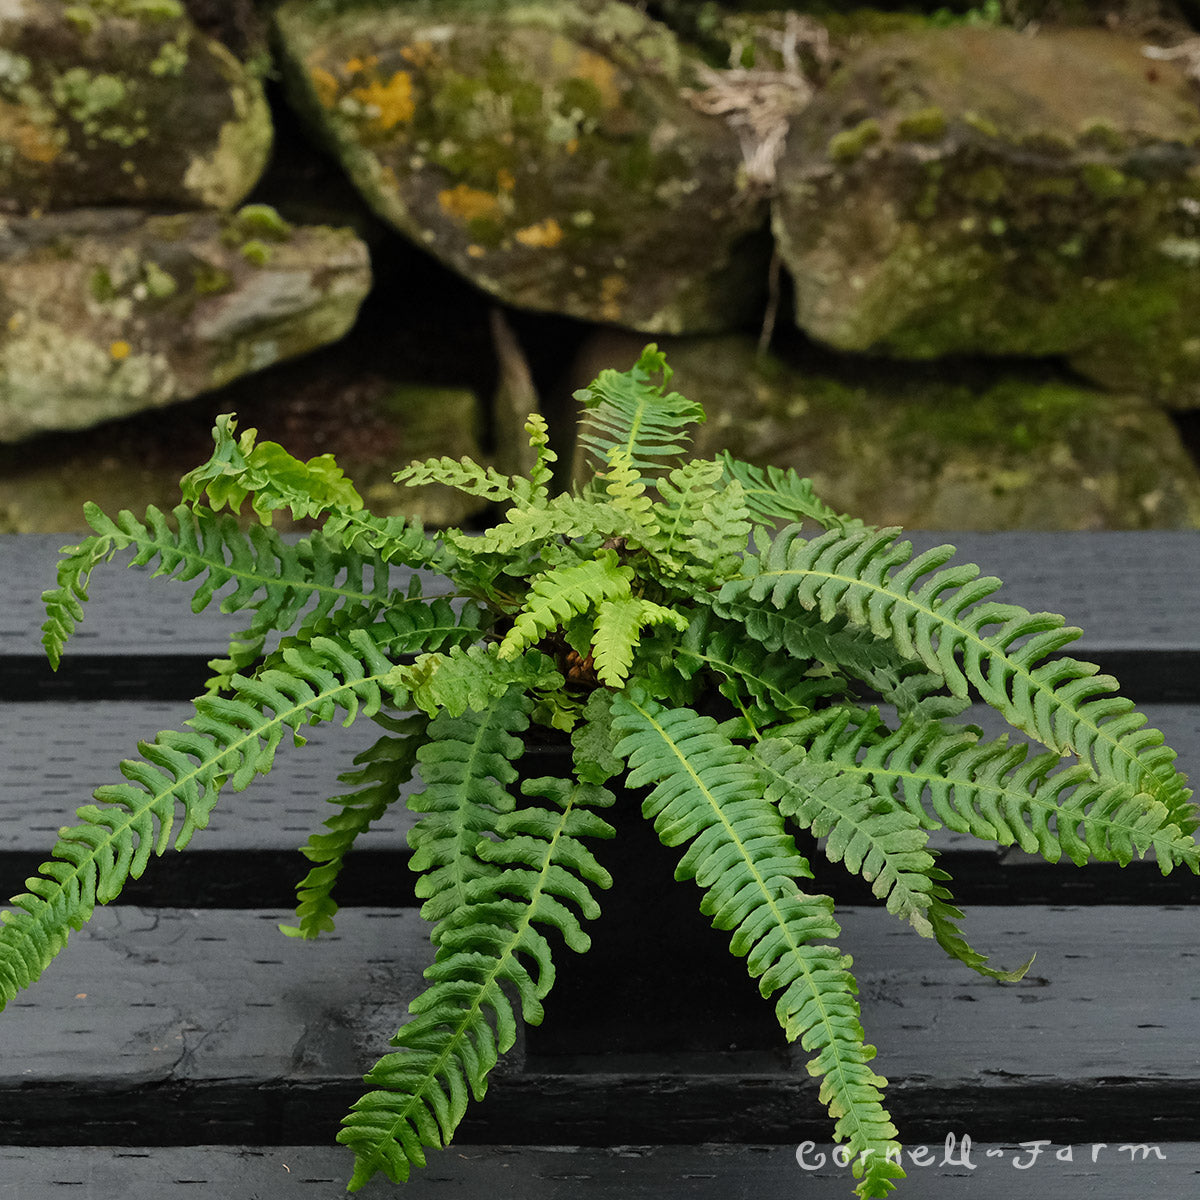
[400,41,438,69]
[309,65,340,108]
[599,274,626,321]
[0,100,62,164]
[515,217,565,249]
[351,71,415,131]
[438,183,501,223]
[109,340,132,360]
[565,137,579,155]
[496,167,516,192]
[572,49,622,110]
[466,244,486,258]
[344,55,379,74]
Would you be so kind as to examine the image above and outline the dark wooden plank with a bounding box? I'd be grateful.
[2,1142,1197,1200]
[2,906,1198,1146]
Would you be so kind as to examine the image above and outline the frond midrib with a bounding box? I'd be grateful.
[745,559,1177,802]
[626,698,881,1154]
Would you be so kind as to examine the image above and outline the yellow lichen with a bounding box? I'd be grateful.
[496,167,516,192]
[514,218,564,249]
[467,244,486,258]
[438,183,500,223]
[599,274,626,321]
[309,65,340,108]
[400,42,438,69]
[109,339,131,360]
[570,48,621,110]
[351,71,415,131]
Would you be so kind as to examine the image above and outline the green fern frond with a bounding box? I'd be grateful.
[282,712,428,939]
[673,612,849,726]
[591,596,689,687]
[456,492,642,559]
[799,708,1200,873]
[340,699,614,1189]
[40,503,398,687]
[497,550,634,661]
[713,582,904,680]
[321,509,452,572]
[180,413,363,524]
[405,692,533,923]
[400,645,562,718]
[610,692,905,1200]
[575,343,705,478]
[724,527,1194,826]
[719,453,865,532]
[599,447,659,533]
[393,454,539,506]
[0,619,431,1010]
[524,412,557,500]
[752,733,940,937]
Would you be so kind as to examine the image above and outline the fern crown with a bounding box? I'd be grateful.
[6,344,1193,1200]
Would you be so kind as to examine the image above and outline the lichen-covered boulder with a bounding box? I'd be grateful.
[568,331,1200,530]
[773,25,1200,407]
[0,0,272,211]
[273,0,768,333]
[0,205,371,441]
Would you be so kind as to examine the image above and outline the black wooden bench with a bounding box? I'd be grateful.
[2,530,1198,1198]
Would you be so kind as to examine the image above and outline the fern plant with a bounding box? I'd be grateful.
[3,345,1195,1199]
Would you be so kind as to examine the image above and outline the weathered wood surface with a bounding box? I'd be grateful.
[1,530,1197,1198]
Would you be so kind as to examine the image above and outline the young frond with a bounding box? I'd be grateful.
[456,492,641,559]
[575,342,705,478]
[599,447,658,533]
[393,454,539,506]
[724,527,1194,827]
[719,453,865,532]
[179,413,363,524]
[399,645,562,718]
[590,596,689,687]
[610,692,905,1200]
[497,551,634,661]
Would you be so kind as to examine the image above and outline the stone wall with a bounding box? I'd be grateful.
[2,0,1200,531]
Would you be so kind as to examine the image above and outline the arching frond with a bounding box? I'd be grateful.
[0,619,430,1009]
[797,707,1200,874]
[723,527,1194,827]
[591,596,688,687]
[393,454,539,506]
[610,692,905,1200]
[282,712,428,939]
[339,695,614,1189]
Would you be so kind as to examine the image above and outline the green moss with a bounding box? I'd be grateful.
[1079,163,1133,202]
[954,164,1007,205]
[962,110,1000,140]
[53,68,127,121]
[80,0,185,20]
[232,204,294,241]
[1077,118,1129,154]
[142,260,177,298]
[149,35,189,78]
[192,262,234,294]
[897,106,947,142]
[88,266,116,303]
[240,240,273,267]
[828,118,882,164]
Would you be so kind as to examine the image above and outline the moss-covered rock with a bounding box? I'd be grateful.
[773,24,1200,407]
[273,0,769,333]
[0,0,272,211]
[569,329,1200,529]
[0,206,371,440]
